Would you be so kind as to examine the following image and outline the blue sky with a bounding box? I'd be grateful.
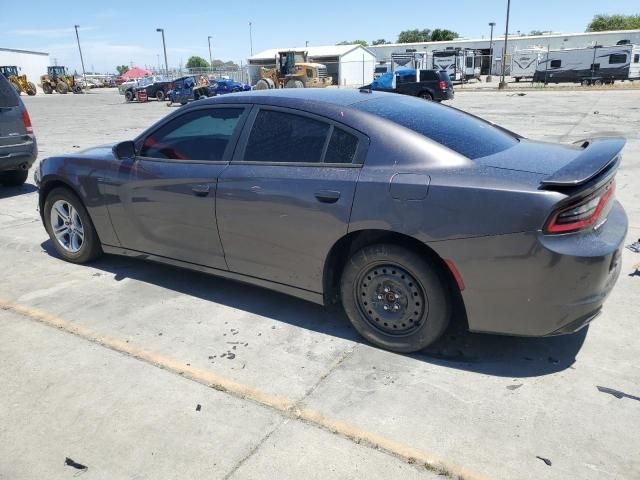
[0,1,638,73]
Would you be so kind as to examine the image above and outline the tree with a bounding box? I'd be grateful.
[397,29,431,43]
[430,29,458,41]
[529,30,545,36]
[337,40,369,46]
[186,56,210,68]
[587,14,640,32]
[372,38,391,45]
[116,65,129,75]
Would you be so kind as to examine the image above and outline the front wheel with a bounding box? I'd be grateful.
[27,82,37,95]
[156,90,166,101]
[43,187,102,263]
[56,82,69,94]
[125,90,134,102]
[340,244,450,353]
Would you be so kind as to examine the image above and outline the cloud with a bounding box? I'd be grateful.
[10,26,97,38]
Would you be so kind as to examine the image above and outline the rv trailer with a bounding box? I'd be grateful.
[432,49,480,82]
[390,51,431,72]
[511,48,546,82]
[533,44,640,85]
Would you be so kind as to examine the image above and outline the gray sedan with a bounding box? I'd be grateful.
[35,89,627,352]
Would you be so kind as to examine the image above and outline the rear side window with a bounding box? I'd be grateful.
[354,95,518,160]
[0,74,19,108]
[325,128,359,164]
[396,73,417,84]
[419,70,439,81]
[550,60,561,68]
[141,108,244,161]
[609,53,627,64]
[244,110,329,163]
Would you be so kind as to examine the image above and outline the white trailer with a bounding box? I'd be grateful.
[390,51,431,72]
[511,48,545,82]
[533,44,640,84]
[431,49,480,82]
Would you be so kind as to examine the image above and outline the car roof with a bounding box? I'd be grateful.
[196,88,389,107]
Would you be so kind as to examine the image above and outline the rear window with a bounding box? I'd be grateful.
[0,74,19,108]
[353,95,518,160]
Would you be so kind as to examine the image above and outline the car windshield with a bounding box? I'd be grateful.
[353,95,519,160]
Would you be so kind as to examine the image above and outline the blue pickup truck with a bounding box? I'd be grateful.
[209,79,251,95]
[165,76,211,106]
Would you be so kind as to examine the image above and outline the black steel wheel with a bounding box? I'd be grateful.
[156,89,166,101]
[341,244,450,352]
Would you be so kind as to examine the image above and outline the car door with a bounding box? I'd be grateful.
[216,106,367,293]
[106,105,250,270]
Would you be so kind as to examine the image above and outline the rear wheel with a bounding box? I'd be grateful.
[125,90,134,102]
[42,83,53,94]
[43,187,102,264]
[255,78,275,90]
[419,91,433,101]
[582,79,591,86]
[56,82,68,94]
[285,79,304,88]
[0,169,29,186]
[156,89,166,101]
[340,244,450,353]
[27,82,37,95]
[593,79,603,86]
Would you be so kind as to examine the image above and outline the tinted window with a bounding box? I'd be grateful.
[550,60,561,68]
[374,66,388,73]
[353,95,518,160]
[244,110,329,163]
[325,128,359,164]
[419,70,439,81]
[635,54,640,63]
[141,108,243,161]
[0,74,19,108]
[466,57,474,68]
[609,53,627,64]
[397,73,416,84]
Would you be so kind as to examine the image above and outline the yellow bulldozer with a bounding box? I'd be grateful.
[0,66,37,96]
[40,66,82,94]
[255,50,333,90]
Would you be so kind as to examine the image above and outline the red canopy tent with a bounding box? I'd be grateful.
[120,67,152,80]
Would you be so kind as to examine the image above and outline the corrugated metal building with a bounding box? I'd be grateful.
[248,45,376,86]
[0,47,50,90]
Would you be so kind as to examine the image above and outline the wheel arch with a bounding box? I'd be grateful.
[323,229,467,326]
[39,178,86,221]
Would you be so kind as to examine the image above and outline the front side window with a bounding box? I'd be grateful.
[609,53,627,64]
[244,110,330,163]
[140,108,244,161]
[550,60,561,68]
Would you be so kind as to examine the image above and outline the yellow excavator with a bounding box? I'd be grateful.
[255,50,333,89]
[40,66,82,94]
[0,66,37,95]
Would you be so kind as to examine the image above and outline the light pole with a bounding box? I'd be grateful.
[208,36,213,71]
[156,28,169,77]
[499,0,511,89]
[305,40,309,48]
[74,25,87,92]
[487,22,496,82]
[249,22,253,56]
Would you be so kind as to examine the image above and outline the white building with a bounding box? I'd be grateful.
[248,44,376,86]
[0,47,50,88]
[368,29,640,75]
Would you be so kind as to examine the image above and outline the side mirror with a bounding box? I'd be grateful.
[113,141,136,160]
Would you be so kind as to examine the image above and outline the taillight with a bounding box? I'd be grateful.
[21,110,33,135]
[439,80,447,90]
[545,181,615,234]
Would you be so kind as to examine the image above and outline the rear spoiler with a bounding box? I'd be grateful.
[540,137,625,188]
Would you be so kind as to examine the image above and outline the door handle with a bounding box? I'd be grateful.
[314,190,341,204]
[191,184,211,197]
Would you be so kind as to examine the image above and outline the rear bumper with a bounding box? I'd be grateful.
[0,138,37,172]
[429,201,627,336]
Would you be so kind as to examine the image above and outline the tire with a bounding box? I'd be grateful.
[593,79,603,86]
[156,89,165,101]
[73,85,83,94]
[43,187,102,264]
[340,244,450,353]
[419,91,433,101]
[27,82,37,96]
[42,83,53,94]
[0,169,29,186]
[56,82,69,94]
[285,79,304,88]
[125,90,134,102]
[515,77,521,83]
[582,79,590,86]
[255,78,274,90]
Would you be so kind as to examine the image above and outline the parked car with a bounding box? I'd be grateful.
[365,69,454,102]
[0,71,37,186]
[35,89,626,353]
[165,76,209,106]
[373,64,389,80]
[209,79,251,95]
[126,76,171,102]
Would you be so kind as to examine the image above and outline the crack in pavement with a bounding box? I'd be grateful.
[0,298,486,480]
